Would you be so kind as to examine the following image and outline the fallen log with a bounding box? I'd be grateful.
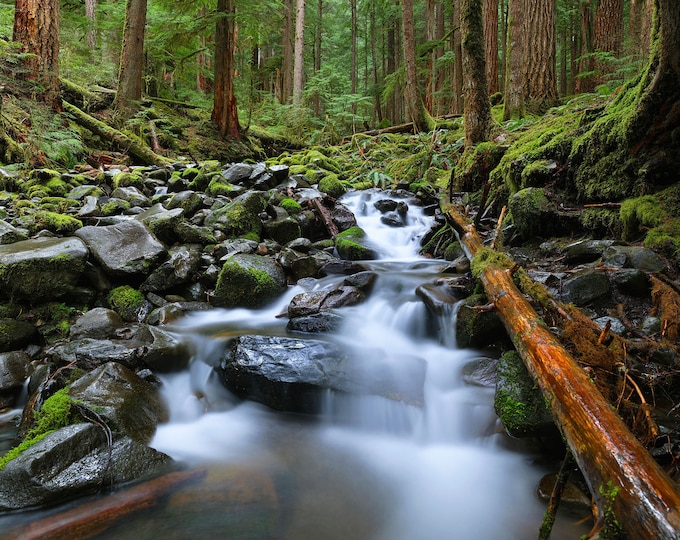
[447,205,680,539]
[1,468,207,540]
[62,100,171,167]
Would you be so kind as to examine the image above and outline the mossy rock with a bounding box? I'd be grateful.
[213,254,287,308]
[455,293,508,349]
[108,285,149,322]
[0,319,37,353]
[205,192,267,240]
[318,173,346,199]
[335,226,379,261]
[101,199,131,216]
[508,187,558,240]
[454,142,507,192]
[280,198,302,216]
[620,195,664,241]
[112,171,144,190]
[494,351,555,438]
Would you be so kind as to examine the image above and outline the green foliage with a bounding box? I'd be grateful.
[108,285,146,313]
[318,173,346,198]
[620,195,664,240]
[280,197,302,215]
[29,211,83,235]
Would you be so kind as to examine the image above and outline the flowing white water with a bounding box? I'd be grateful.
[127,191,588,538]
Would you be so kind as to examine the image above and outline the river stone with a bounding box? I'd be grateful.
[204,191,268,239]
[76,219,166,277]
[136,204,185,245]
[455,294,508,349]
[263,215,302,245]
[603,245,666,272]
[416,277,470,315]
[127,325,193,373]
[287,286,365,318]
[335,226,379,261]
[318,259,368,276]
[560,268,611,306]
[68,362,168,443]
[222,162,254,184]
[216,335,426,413]
[165,190,204,216]
[609,268,650,296]
[112,186,151,207]
[213,253,287,308]
[69,307,125,340]
[0,236,89,300]
[0,219,28,244]
[537,473,590,510]
[174,220,217,245]
[508,187,558,240]
[142,244,203,293]
[343,271,378,294]
[563,239,614,264]
[47,338,144,371]
[330,201,357,232]
[0,423,172,511]
[287,312,344,333]
[0,351,31,391]
[494,351,556,438]
[0,319,37,353]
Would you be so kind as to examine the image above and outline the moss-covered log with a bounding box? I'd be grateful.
[62,100,171,167]
[447,205,680,539]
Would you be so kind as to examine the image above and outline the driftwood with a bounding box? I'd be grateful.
[2,468,207,540]
[310,197,340,236]
[62,100,171,167]
[447,205,680,539]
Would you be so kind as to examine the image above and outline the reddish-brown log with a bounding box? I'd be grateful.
[2,469,207,540]
[448,205,680,539]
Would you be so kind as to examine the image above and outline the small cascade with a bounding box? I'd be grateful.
[143,190,588,539]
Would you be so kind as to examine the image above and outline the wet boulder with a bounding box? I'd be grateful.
[263,214,302,246]
[335,226,379,261]
[603,245,666,272]
[68,362,168,443]
[455,294,509,349]
[76,219,166,277]
[204,191,268,240]
[560,268,611,306]
[0,236,89,300]
[142,244,203,293]
[494,351,556,438]
[0,319,37,353]
[136,204,185,245]
[212,253,287,308]
[0,351,31,408]
[287,312,344,333]
[0,219,28,244]
[508,187,558,240]
[287,286,365,318]
[216,335,426,413]
[0,423,172,511]
[47,338,144,372]
[69,307,125,340]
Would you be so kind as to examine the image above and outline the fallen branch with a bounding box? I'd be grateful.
[62,100,171,167]
[2,468,207,540]
[310,196,340,237]
[447,204,680,539]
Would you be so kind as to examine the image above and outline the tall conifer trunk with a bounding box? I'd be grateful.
[401,0,429,131]
[114,0,147,114]
[13,0,60,109]
[212,0,241,140]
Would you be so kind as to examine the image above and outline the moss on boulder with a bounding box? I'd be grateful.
[213,254,287,308]
[335,226,379,260]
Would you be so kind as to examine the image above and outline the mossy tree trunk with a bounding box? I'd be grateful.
[461,0,492,145]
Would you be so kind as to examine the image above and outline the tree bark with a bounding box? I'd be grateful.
[13,0,61,109]
[593,0,623,85]
[281,0,295,104]
[483,0,499,94]
[85,0,97,51]
[461,0,491,145]
[576,0,595,93]
[447,206,680,539]
[452,0,464,114]
[312,0,322,116]
[502,0,524,120]
[212,0,241,140]
[292,0,306,105]
[63,101,170,166]
[114,0,147,114]
[401,0,430,132]
[525,0,558,113]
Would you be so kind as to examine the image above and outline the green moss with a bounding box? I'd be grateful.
[29,211,83,235]
[597,482,623,539]
[108,285,145,313]
[280,197,302,215]
[0,388,76,470]
[318,173,346,198]
[112,171,144,190]
[335,226,378,260]
[470,247,515,278]
[643,218,680,256]
[206,178,238,197]
[214,260,282,308]
[620,195,664,240]
[579,208,622,236]
[101,199,131,216]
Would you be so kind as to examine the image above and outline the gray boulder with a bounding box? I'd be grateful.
[0,219,28,244]
[0,236,89,300]
[560,268,611,306]
[76,220,166,277]
[0,423,172,511]
[216,335,426,413]
[69,307,125,340]
[68,362,168,443]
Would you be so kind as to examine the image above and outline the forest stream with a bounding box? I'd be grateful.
[0,190,590,539]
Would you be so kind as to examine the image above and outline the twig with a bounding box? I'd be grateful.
[490,205,507,249]
[538,451,575,540]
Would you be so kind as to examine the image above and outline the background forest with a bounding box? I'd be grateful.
[0,0,652,156]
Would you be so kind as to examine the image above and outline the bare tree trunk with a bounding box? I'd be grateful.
[313,0,322,116]
[401,0,429,131]
[85,0,97,51]
[281,0,295,104]
[292,0,306,105]
[502,0,524,120]
[370,0,383,124]
[462,0,491,144]
[483,0,499,94]
[212,0,241,140]
[13,0,61,109]
[525,0,558,113]
[350,0,358,123]
[114,0,147,114]
[576,0,595,93]
[499,0,507,94]
[452,0,464,114]
[593,0,623,85]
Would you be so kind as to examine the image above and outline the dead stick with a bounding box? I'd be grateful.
[538,451,575,540]
[490,205,507,250]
